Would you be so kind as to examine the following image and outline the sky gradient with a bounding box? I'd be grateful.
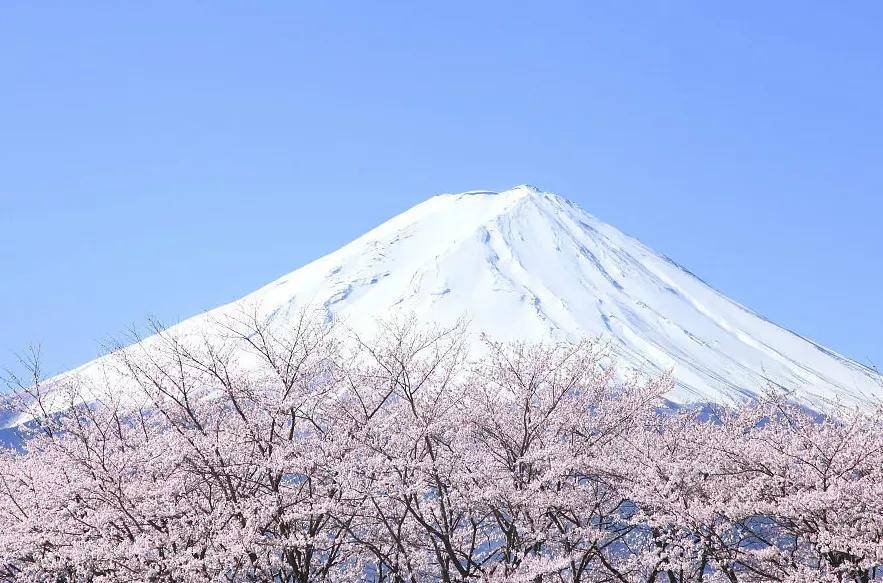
[2,1,882,377]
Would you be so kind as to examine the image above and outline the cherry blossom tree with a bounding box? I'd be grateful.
[0,313,880,582]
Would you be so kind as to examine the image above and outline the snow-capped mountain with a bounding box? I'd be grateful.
[27,186,883,414]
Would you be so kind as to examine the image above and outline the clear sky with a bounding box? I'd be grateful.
[1,1,881,377]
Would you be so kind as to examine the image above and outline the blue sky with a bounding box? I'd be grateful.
[1,1,881,376]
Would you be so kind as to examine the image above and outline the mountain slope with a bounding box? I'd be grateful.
[27,186,883,414]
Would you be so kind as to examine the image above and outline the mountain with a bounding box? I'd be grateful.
[16,186,883,420]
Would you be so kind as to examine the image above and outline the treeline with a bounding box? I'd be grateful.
[1,313,881,582]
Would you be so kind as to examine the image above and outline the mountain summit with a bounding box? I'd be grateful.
[37,186,883,411]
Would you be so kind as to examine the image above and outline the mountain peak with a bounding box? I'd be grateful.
[509,183,543,194]
[28,186,883,423]
[213,187,883,408]
[450,184,551,203]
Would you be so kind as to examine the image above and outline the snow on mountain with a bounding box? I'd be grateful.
[20,185,883,419]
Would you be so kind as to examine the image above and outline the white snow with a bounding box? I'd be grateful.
[15,185,883,422]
